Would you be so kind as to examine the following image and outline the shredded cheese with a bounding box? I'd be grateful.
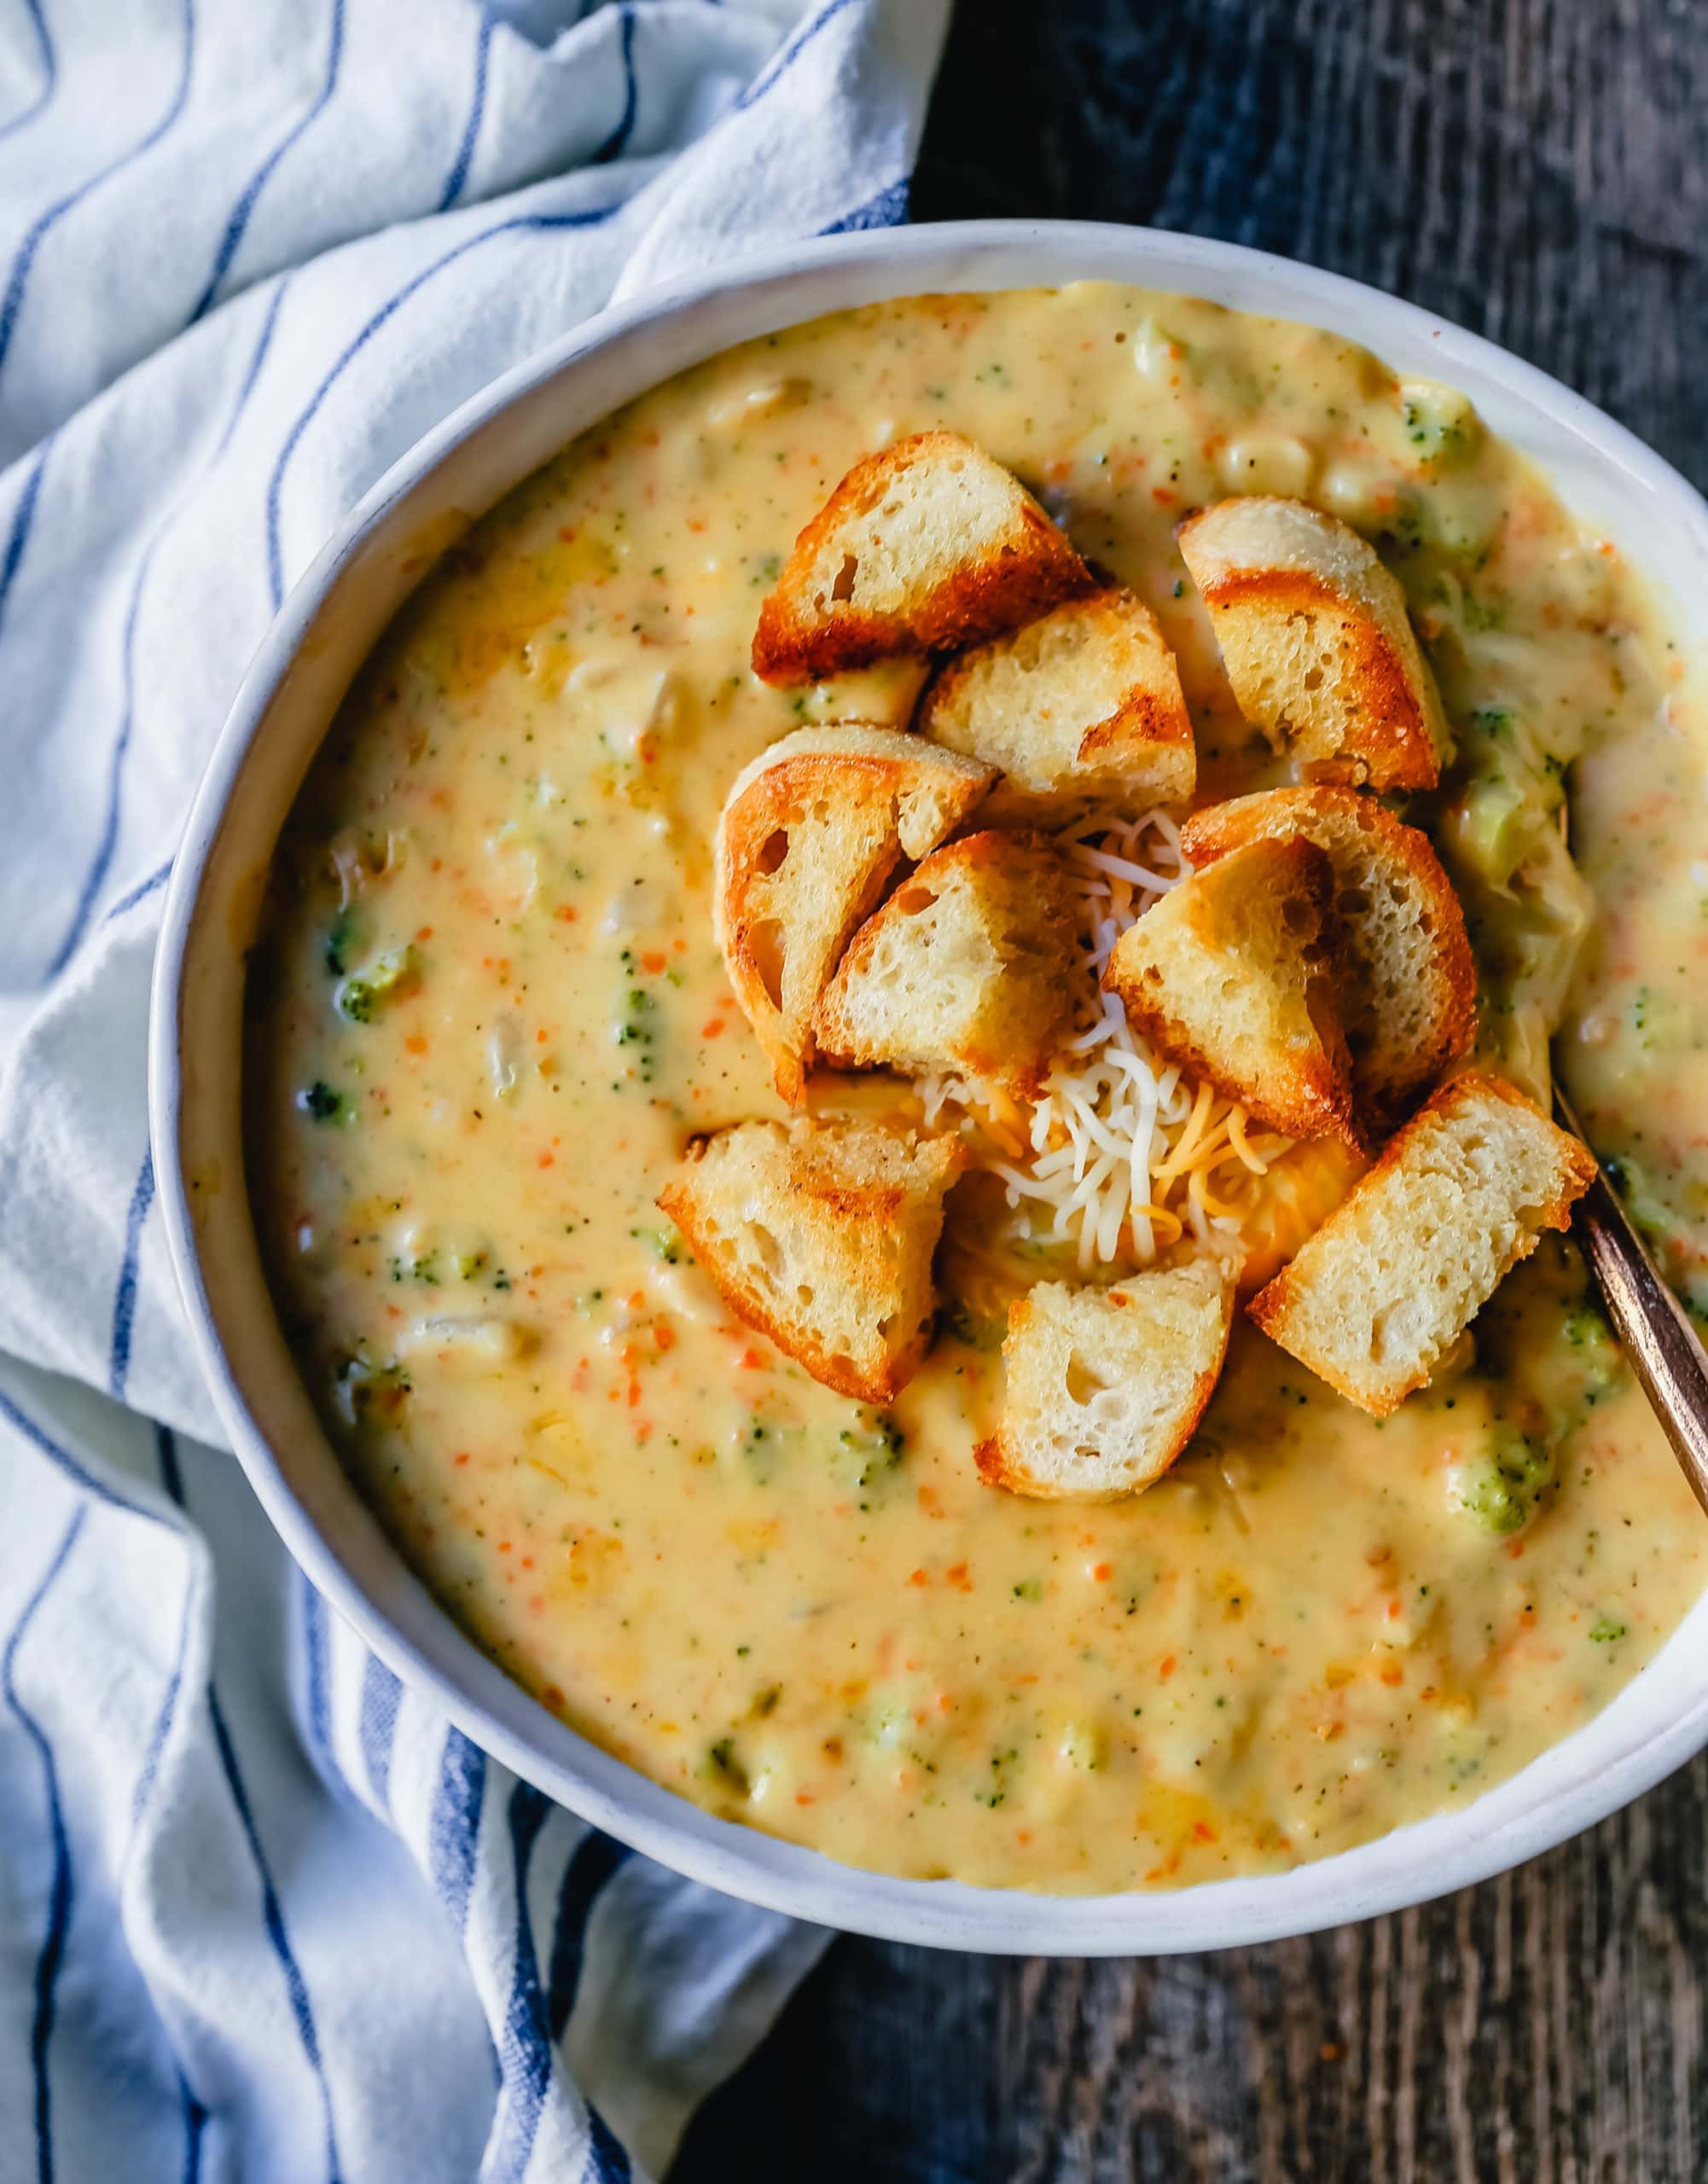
[922,810,1295,1272]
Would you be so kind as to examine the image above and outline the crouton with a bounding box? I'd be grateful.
[1101,836,1362,1148]
[1177,497,1450,791]
[918,586,1196,816]
[751,431,1094,683]
[715,723,994,1103]
[1247,1072,1596,1415]
[1182,786,1475,1127]
[812,831,1076,1101]
[974,1258,1235,1500]
[658,1118,965,1404]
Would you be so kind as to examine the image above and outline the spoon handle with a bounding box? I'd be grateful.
[1555,1089,1708,1518]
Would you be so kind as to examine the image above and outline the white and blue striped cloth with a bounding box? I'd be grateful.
[0,3,947,2176]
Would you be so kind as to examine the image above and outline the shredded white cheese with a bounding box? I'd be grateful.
[921,810,1293,1272]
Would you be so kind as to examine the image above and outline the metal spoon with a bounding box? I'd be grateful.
[1554,1086,1708,1517]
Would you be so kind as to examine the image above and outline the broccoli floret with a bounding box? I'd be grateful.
[299,1080,343,1122]
[941,1297,1006,1352]
[323,906,358,978]
[336,944,417,1024]
[834,1414,905,1493]
[1451,1426,1554,1536]
[1397,380,1481,461]
[331,1349,410,1428]
[706,1738,750,1794]
[1560,1302,1624,1403]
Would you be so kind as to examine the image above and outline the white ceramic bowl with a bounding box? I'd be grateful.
[150,221,1708,1955]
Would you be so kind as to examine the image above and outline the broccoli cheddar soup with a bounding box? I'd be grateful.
[248,286,1708,1893]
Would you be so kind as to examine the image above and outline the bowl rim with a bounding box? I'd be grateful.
[149,218,1708,1956]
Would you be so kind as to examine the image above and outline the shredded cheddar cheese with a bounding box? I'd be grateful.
[920,810,1295,1271]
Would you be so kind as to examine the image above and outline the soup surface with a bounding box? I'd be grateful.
[249,286,1708,1892]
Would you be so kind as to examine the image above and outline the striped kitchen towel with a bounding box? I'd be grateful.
[0,3,947,2178]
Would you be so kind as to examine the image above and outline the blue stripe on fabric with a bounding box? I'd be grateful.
[131,1441,200,2168]
[590,5,636,165]
[107,1147,156,1401]
[44,277,285,980]
[177,2071,208,2184]
[0,0,55,145]
[0,1384,166,1521]
[206,1689,344,2184]
[188,0,344,322]
[546,1832,629,2042]
[821,176,909,232]
[487,1782,554,2184]
[264,202,621,610]
[130,1495,192,1826]
[299,1572,333,1759]
[438,5,495,212]
[429,1728,486,1931]
[0,0,197,380]
[103,857,173,924]
[584,2103,632,2184]
[0,439,50,636]
[155,1417,186,1503]
[154,1431,341,2183]
[735,0,858,111]
[357,1651,402,1809]
[5,1503,88,2184]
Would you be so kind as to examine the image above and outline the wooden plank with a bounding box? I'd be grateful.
[677,0,1708,2172]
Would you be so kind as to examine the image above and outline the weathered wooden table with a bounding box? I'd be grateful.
[677,3,1708,2174]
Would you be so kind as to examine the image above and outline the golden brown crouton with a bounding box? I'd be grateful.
[1247,1072,1596,1415]
[751,431,1094,683]
[918,586,1196,815]
[1177,496,1450,791]
[974,1258,1235,1500]
[658,1118,965,1404]
[1101,837,1362,1148]
[1182,785,1476,1128]
[715,723,994,1104]
[812,831,1076,1101]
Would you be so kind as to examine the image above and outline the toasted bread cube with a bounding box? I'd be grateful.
[715,723,994,1104]
[658,1118,965,1404]
[919,587,1196,816]
[1247,1072,1596,1415]
[812,832,1076,1101]
[1178,497,1450,791]
[1182,786,1476,1128]
[751,431,1093,683]
[1101,836,1362,1148]
[974,1259,1235,1500]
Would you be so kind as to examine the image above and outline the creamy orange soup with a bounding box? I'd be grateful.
[247,286,1708,1893]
